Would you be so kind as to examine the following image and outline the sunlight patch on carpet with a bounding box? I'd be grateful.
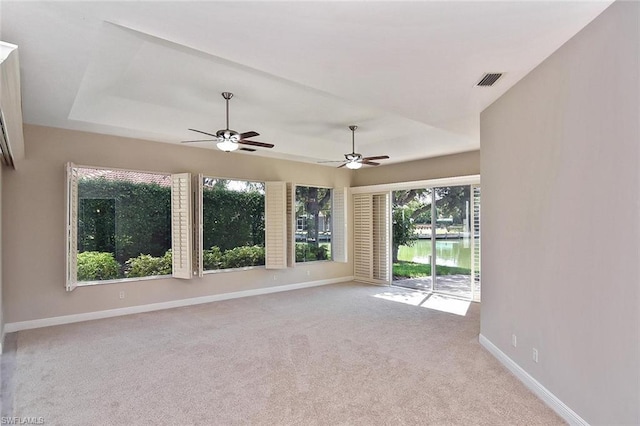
[373,290,428,306]
[373,291,470,316]
[420,294,470,316]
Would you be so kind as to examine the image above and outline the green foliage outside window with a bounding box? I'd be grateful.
[76,174,267,281]
[77,251,120,281]
[202,184,265,252]
[125,251,172,278]
[203,246,224,270]
[202,179,265,270]
[221,246,265,268]
[78,178,171,266]
[295,186,332,262]
[295,243,329,262]
[203,246,265,270]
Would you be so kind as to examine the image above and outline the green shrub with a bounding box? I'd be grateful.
[295,243,328,262]
[203,246,224,270]
[222,245,265,269]
[125,250,172,278]
[77,251,120,281]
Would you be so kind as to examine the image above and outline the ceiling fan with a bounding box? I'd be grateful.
[182,92,274,152]
[319,125,389,169]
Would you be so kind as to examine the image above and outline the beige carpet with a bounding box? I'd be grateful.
[5,282,564,425]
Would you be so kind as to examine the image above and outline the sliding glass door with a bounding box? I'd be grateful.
[433,186,472,299]
[392,184,478,300]
[393,189,433,291]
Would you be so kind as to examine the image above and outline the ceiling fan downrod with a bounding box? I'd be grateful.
[349,125,358,154]
[222,92,233,130]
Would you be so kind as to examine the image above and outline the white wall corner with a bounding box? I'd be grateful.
[479,334,589,426]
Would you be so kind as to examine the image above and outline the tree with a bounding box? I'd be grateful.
[392,190,431,263]
[392,207,417,263]
[296,186,331,248]
[202,186,265,252]
[433,186,470,225]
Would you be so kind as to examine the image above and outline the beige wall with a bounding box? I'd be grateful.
[352,150,479,187]
[2,125,353,324]
[0,162,3,348]
[480,1,639,424]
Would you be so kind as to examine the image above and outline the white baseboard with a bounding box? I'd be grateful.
[5,276,354,333]
[478,334,589,426]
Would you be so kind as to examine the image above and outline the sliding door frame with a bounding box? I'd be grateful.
[352,175,480,290]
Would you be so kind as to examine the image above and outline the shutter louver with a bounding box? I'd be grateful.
[171,173,193,279]
[472,185,481,302]
[353,193,373,281]
[286,183,295,267]
[265,181,287,269]
[372,193,390,282]
[332,187,348,263]
[193,174,203,277]
[65,162,78,291]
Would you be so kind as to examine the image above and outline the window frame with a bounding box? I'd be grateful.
[65,163,349,290]
[198,175,268,274]
[65,163,191,289]
[293,184,334,264]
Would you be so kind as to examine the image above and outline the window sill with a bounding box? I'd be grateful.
[295,259,334,265]
[76,274,171,287]
[203,265,265,275]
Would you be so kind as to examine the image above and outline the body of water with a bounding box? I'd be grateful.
[398,238,472,270]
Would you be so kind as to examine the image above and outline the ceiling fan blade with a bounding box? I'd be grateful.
[362,155,389,161]
[239,131,260,139]
[239,147,257,152]
[317,160,345,163]
[238,139,275,148]
[188,128,218,138]
[181,139,215,143]
[362,160,381,166]
[337,163,347,168]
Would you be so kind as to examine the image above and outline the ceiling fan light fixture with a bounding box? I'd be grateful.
[184,92,273,152]
[346,160,362,170]
[216,139,239,152]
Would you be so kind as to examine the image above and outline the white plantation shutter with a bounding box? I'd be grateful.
[65,162,78,291]
[353,193,373,281]
[193,174,203,278]
[265,181,287,269]
[332,187,348,263]
[286,183,295,267]
[472,185,481,302]
[353,192,390,284]
[372,193,390,282]
[171,173,193,279]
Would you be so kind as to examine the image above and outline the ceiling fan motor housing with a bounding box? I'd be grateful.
[216,129,240,142]
[346,153,362,162]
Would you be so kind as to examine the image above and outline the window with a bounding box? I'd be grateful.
[295,186,332,262]
[68,165,173,285]
[201,178,265,271]
[66,165,345,288]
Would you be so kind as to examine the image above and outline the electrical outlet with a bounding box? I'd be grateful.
[512,334,517,348]
[532,348,539,363]
[307,270,311,276]
[119,291,125,299]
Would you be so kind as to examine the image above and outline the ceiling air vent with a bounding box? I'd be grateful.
[476,73,503,87]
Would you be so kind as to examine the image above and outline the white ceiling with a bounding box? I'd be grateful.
[0,1,612,166]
